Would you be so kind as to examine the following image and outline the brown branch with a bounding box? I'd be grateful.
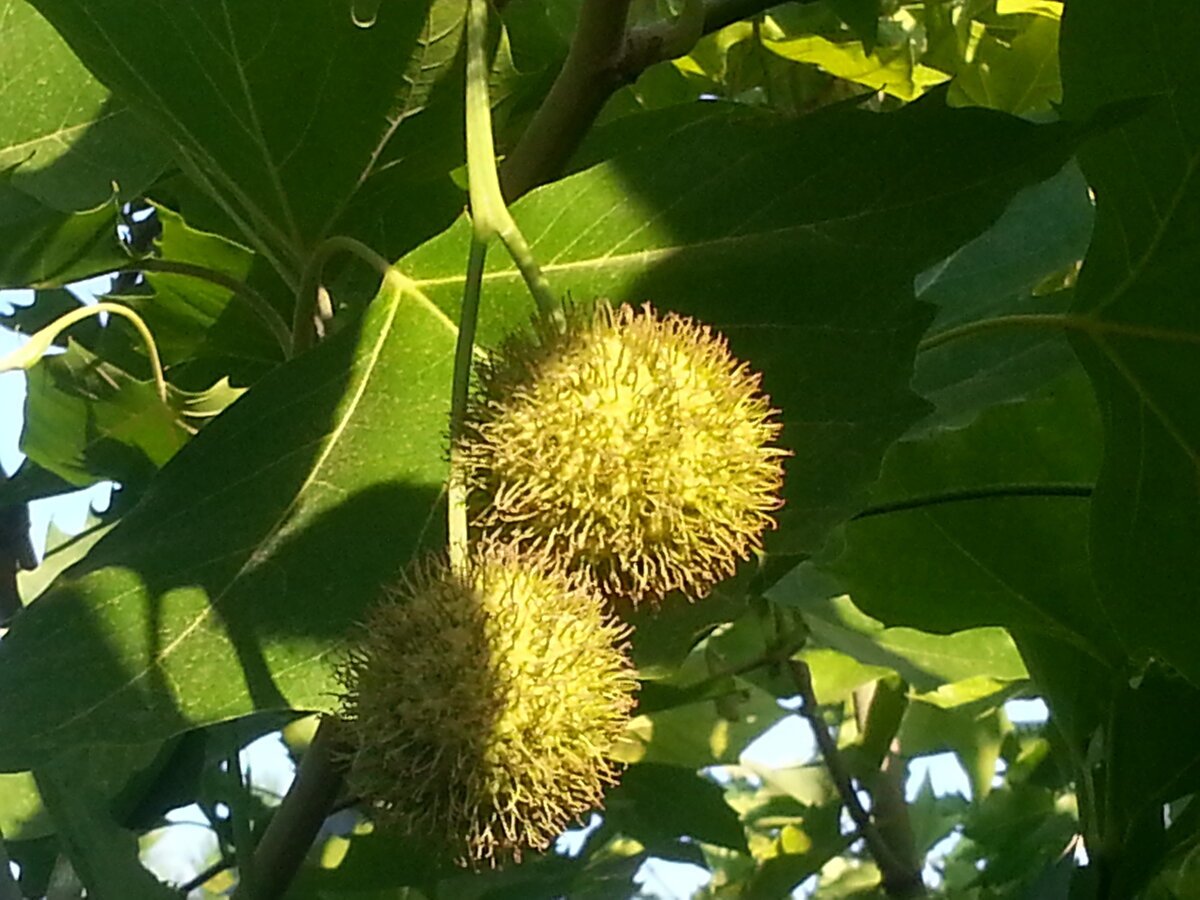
[498,0,802,201]
[232,719,345,900]
[789,660,925,898]
[499,0,634,201]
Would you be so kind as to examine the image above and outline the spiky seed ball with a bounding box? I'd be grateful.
[461,300,788,604]
[335,543,637,866]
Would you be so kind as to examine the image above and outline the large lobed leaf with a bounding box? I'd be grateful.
[0,279,456,771]
[802,369,1117,659]
[403,96,1082,560]
[1060,0,1200,683]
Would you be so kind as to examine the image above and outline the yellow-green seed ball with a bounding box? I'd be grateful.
[462,301,788,604]
[335,543,637,866]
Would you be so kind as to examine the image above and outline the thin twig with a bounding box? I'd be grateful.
[789,659,922,896]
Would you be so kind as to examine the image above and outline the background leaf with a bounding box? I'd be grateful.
[606,763,750,853]
[27,0,444,267]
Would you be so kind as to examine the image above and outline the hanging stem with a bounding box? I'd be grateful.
[444,0,563,566]
[448,237,489,573]
[0,302,168,404]
[232,721,344,900]
[464,0,559,322]
[294,236,394,352]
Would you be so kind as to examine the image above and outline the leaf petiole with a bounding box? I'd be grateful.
[0,302,168,404]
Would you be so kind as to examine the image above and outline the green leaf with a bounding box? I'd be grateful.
[21,339,240,492]
[762,33,949,101]
[775,592,1028,694]
[800,369,1119,660]
[0,188,126,289]
[0,282,455,770]
[950,12,1063,116]
[0,1,166,211]
[796,647,891,705]
[27,0,441,267]
[620,677,787,769]
[606,763,749,853]
[912,160,1094,435]
[0,772,50,842]
[403,97,1083,560]
[119,204,287,385]
[1059,0,1200,685]
[1105,664,1200,897]
[899,700,1010,800]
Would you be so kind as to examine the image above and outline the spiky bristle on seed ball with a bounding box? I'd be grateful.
[335,543,637,866]
[461,300,789,604]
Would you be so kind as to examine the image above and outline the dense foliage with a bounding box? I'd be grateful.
[0,0,1198,897]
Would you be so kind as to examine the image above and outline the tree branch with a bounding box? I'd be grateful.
[499,0,634,201]
[232,719,344,900]
[499,0,798,201]
[789,660,925,898]
[853,680,925,898]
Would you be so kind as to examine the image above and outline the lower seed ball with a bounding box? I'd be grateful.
[335,542,637,865]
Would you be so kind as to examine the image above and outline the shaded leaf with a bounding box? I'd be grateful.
[1060,0,1200,685]
[799,370,1119,661]
[0,188,126,289]
[0,281,455,769]
[828,0,881,52]
[1105,664,1200,897]
[912,159,1093,436]
[124,204,285,383]
[33,762,175,900]
[22,339,241,493]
